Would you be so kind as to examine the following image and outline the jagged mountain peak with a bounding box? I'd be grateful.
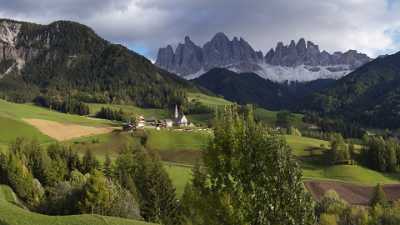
[211,32,230,41]
[156,33,372,82]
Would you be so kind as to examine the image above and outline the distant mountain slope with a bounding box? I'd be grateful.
[192,68,335,110]
[156,33,371,82]
[0,19,194,107]
[305,51,400,128]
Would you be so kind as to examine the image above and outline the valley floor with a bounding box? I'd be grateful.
[1,99,399,204]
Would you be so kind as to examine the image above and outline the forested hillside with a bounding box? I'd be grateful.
[305,52,400,128]
[0,19,196,108]
[193,68,334,110]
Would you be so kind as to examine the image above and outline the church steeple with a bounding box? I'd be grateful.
[174,105,179,119]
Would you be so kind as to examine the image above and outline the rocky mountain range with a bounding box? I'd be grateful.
[156,33,372,82]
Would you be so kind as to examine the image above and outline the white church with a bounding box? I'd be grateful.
[174,105,188,127]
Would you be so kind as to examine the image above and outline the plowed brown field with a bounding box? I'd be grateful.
[305,180,400,205]
[23,118,115,141]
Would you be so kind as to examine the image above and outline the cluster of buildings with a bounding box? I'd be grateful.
[123,105,190,131]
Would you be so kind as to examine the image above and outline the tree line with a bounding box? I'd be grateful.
[34,95,90,116]
[95,107,127,122]
[360,136,400,173]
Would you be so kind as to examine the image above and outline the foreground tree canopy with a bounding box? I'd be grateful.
[182,106,315,225]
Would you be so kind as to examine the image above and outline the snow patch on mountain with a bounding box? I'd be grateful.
[184,63,351,82]
[256,64,351,82]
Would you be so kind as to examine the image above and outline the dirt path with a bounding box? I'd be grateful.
[23,118,115,141]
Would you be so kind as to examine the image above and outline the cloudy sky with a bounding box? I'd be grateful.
[1,0,400,60]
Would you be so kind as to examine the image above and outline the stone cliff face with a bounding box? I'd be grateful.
[264,38,370,69]
[0,19,108,78]
[156,32,265,77]
[0,21,24,76]
[155,33,372,82]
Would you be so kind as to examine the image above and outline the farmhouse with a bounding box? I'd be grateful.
[164,119,173,128]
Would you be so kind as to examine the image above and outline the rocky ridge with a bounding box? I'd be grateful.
[156,33,371,82]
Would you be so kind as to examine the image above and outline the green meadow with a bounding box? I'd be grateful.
[187,92,232,106]
[0,99,114,145]
[146,129,210,152]
[62,131,143,157]
[0,116,52,144]
[1,98,398,199]
[0,99,111,126]
[164,163,193,197]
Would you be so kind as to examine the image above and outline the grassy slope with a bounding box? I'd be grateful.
[146,130,210,152]
[0,185,155,225]
[255,108,304,127]
[161,134,400,194]
[0,99,111,126]
[285,135,400,185]
[164,163,192,197]
[0,99,114,145]
[0,116,52,144]
[187,93,232,106]
[63,132,142,157]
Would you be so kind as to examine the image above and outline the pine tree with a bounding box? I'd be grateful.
[81,150,99,174]
[103,152,113,178]
[139,162,182,225]
[370,183,387,207]
[79,170,110,215]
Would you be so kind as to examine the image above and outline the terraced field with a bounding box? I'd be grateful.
[0,185,155,225]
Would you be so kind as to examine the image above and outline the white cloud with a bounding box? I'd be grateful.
[0,0,399,59]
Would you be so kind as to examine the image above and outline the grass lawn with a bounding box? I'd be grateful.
[62,131,142,158]
[255,108,304,127]
[0,116,52,144]
[164,163,192,197]
[303,165,400,185]
[285,135,329,157]
[187,93,232,106]
[0,185,155,225]
[146,129,210,152]
[0,99,112,127]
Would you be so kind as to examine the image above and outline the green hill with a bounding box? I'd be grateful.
[192,68,334,110]
[305,51,400,129]
[0,19,195,108]
[0,185,155,225]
